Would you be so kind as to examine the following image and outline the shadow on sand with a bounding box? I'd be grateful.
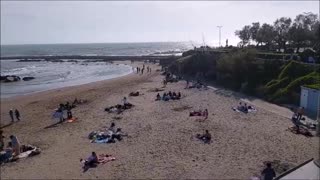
[0,122,14,129]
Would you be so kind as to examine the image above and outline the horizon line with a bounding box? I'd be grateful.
[0,41,198,46]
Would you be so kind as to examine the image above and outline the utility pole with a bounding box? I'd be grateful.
[217,26,223,47]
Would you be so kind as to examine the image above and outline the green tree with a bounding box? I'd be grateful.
[250,22,261,46]
[256,23,276,50]
[289,12,319,52]
[235,25,251,47]
[273,17,292,51]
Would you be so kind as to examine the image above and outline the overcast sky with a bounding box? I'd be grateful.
[1,1,319,46]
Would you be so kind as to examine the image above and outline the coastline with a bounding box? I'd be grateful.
[0,61,134,100]
[0,62,318,179]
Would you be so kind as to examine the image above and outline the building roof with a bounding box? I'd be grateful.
[275,158,320,180]
[301,85,320,91]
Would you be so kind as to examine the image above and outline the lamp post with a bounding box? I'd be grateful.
[217,26,223,47]
[316,94,320,136]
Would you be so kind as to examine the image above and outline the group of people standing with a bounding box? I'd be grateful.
[9,109,21,122]
[136,64,151,75]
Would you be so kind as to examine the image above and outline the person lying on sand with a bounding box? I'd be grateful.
[196,130,211,144]
[234,102,256,113]
[129,91,140,96]
[190,110,203,117]
[98,154,116,164]
[80,152,98,171]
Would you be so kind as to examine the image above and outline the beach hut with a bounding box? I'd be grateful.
[300,86,320,116]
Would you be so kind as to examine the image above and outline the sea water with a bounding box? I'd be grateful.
[0,42,192,98]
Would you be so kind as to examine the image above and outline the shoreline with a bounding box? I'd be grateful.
[0,62,318,179]
[0,61,134,100]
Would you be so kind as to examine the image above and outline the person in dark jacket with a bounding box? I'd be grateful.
[14,109,20,121]
[9,109,14,122]
[261,163,276,180]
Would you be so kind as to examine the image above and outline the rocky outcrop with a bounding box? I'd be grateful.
[0,75,21,83]
[22,77,35,81]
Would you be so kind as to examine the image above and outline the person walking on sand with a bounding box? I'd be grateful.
[9,109,14,122]
[14,109,20,121]
[261,163,276,180]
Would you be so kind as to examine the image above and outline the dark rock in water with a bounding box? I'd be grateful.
[1,75,21,83]
[22,77,35,81]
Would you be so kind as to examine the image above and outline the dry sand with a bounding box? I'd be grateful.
[0,62,318,179]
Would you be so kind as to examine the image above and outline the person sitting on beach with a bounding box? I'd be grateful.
[168,91,172,98]
[111,128,128,141]
[237,102,243,110]
[156,93,161,101]
[9,135,20,156]
[73,98,79,105]
[291,113,301,133]
[122,97,132,108]
[65,101,71,110]
[0,142,13,164]
[164,94,170,101]
[0,130,5,151]
[243,103,248,113]
[81,152,98,170]
[172,92,177,100]
[177,92,181,99]
[196,130,211,144]
[296,107,304,120]
[261,163,276,180]
[67,109,73,119]
[108,123,116,134]
[162,93,168,101]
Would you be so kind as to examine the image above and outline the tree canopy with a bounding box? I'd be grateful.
[235,12,319,53]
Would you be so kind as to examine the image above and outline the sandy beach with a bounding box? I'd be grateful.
[0,61,318,179]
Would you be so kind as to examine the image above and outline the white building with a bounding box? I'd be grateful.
[300,86,320,116]
[275,158,320,180]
